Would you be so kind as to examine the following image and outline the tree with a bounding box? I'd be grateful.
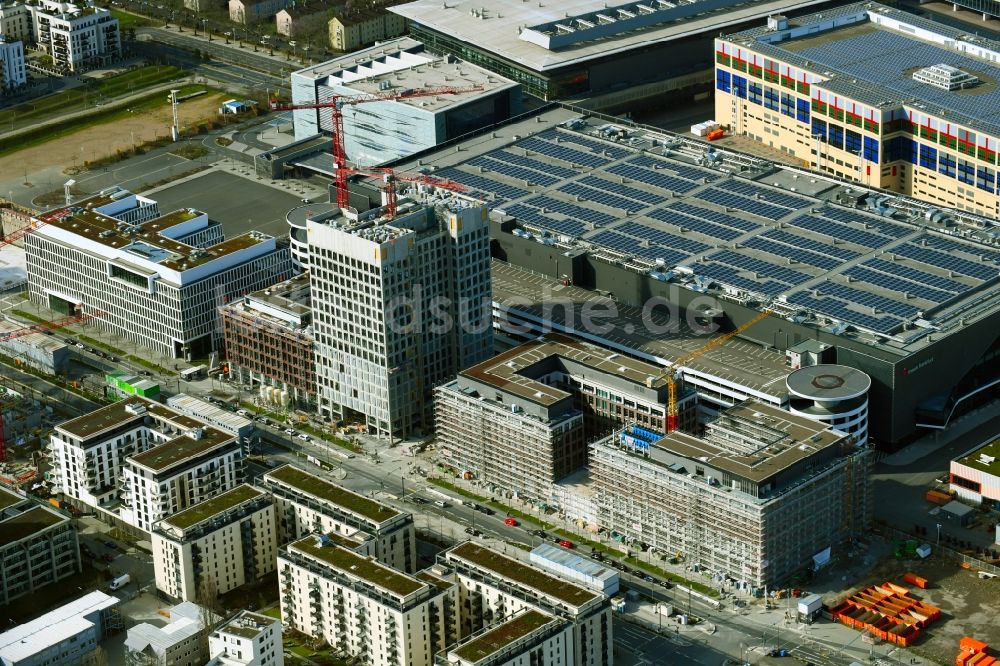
[84,645,109,666]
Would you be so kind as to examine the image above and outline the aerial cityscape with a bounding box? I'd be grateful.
[0,0,998,663]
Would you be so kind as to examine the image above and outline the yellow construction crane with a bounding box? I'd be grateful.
[663,310,772,432]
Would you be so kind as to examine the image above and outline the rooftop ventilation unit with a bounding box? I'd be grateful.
[912,64,979,90]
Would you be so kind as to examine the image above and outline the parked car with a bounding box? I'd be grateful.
[643,575,655,583]
[464,527,481,537]
[558,540,574,549]
[103,539,117,550]
[75,343,84,349]
[589,552,604,561]
[297,433,310,442]
[411,497,428,505]
[532,529,547,538]
[284,428,296,436]
[503,517,518,527]
[236,409,248,417]
[660,580,673,589]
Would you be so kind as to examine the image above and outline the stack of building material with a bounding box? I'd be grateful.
[903,573,929,589]
[830,582,941,647]
[956,637,993,666]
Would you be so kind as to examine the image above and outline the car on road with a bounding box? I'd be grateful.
[643,575,655,583]
[532,529,547,538]
[75,343,84,349]
[100,553,115,563]
[588,552,604,561]
[103,539,117,550]
[236,409,248,416]
[631,569,644,577]
[558,540,574,549]
[301,198,311,203]
[284,428,296,436]
[464,527,481,537]
[614,562,628,572]
[503,517,518,527]
[297,433,311,442]
[108,356,117,362]
[660,580,673,589]
[81,544,95,558]
[411,497,428,505]
[473,504,494,516]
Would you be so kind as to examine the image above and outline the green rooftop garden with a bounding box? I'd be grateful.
[268,465,399,523]
[452,610,554,663]
[164,484,263,530]
[291,536,424,598]
[959,436,1000,474]
[450,543,598,607]
[0,506,66,542]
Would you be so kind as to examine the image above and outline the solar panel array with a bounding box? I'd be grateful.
[818,207,910,240]
[697,186,794,220]
[589,230,687,264]
[518,135,612,168]
[844,264,955,304]
[892,242,999,281]
[787,292,901,334]
[467,155,560,187]
[559,182,647,214]
[785,214,889,249]
[579,175,665,206]
[793,27,1000,128]
[435,168,530,202]
[617,221,711,256]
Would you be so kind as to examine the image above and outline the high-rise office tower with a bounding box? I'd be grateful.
[308,201,492,438]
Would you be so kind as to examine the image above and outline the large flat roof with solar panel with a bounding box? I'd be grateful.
[395,108,1000,347]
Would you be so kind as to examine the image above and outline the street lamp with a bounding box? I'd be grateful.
[936,523,942,545]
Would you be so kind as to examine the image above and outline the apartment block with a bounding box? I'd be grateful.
[0,38,26,91]
[308,202,492,438]
[0,0,119,72]
[0,487,80,606]
[0,591,120,666]
[278,536,457,666]
[25,187,291,359]
[275,2,331,37]
[329,5,406,52]
[228,0,290,24]
[50,397,245,533]
[590,400,872,587]
[715,3,1000,217]
[441,542,612,666]
[152,485,277,603]
[220,272,316,411]
[435,333,693,502]
[439,608,571,666]
[208,610,284,666]
[261,464,416,572]
[124,601,208,666]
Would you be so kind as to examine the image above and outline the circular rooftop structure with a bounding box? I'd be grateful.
[786,365,871,401]
[287,203,337,272]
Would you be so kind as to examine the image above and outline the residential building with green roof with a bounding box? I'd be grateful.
[0,487,81,605]
[262,464,416,572]
[151,485,277,603]
[442,543,612,666]
[444,609,571,666]
[278,536,457,666]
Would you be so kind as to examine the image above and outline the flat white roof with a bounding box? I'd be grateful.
[0,591,118,663]
[166,394,253,435]
[530,543,618,584]
[0,244,26,291]
[124,602,204,656]
[391,0,834,72]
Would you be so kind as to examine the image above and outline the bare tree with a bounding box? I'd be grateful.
[83,645,109,666]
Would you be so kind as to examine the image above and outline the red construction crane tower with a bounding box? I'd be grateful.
[269,85,483,213]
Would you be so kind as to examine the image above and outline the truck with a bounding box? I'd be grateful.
[109,574,131,591]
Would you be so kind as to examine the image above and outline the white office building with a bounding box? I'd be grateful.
[49,397,245,533]
[290,37,520,165]
[308,202,492,437]
[152,485,277,603]
[278,535,458,666]
[207,611,284,666]
[124,601,209,666]
[0,0,119,72]
[0,38,26,91]
[260,464,416,572]
[25,187,291,359]
[0,591,121,666]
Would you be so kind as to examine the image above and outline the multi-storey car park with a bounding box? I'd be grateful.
[386,107,1000,449]
[390,0,837,102]
[24,188,291,359]
[590,400,871,587]
[715,3,1000,218]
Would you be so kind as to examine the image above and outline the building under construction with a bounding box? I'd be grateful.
[433,333,697,502]
[590,400,872,588]
[220,272,316,411]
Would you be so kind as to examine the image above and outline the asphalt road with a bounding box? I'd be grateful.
[139,27,294,83]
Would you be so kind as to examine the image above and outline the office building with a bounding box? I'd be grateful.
[0,487,80,606]
[278,535,457,666]
[392,107,1000,449]
[439,608,571,666]
[434,333,690,502]
[441,542,612,666]
[289,37,520,165]
[0,318,69,373]
[124,601,209,666]
[715,3,1000,217]
[329,4,406,52]
[0,0,119,72]
[0,591,121,666]
[152,485,277,603]
[50,397,245,533]
[208,611,283,666]
[950,436,1000,507]
[308,202,492,438]
[261,464,416,572]
[392,0,833,102]
[24,187,291,359]
[220,273,316,411]
[0,38,25,91]
[590,400,872,587]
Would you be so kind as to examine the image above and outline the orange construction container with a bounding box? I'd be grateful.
[927,489,953,505]
[961,638,989,654]
[904,573,929,589]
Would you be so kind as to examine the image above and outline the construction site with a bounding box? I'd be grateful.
[0,384,49,492]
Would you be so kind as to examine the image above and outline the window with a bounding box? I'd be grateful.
[796,98,810,124]
[977,165,995,193]
[732,74,747,99]
[763,86,779,111]
[845,129,862,154]
[716,69,731,93]
[780,92,795,118]
[919,144,937,170]
[863,136,879,163]
[748,82,763,105]
[958,158,975,185]
[827,124,844,150]
[939,152,956,177]
[811,117,827,141]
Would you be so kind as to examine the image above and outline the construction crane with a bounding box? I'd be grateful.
[0,309,103,462]
[343,166,470,218]
[0,203,78,251]
[661,310,772,432]
[269,84,484,211]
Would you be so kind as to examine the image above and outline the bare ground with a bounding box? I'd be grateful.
[829,553,1000,665]
[0,93,229,177]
